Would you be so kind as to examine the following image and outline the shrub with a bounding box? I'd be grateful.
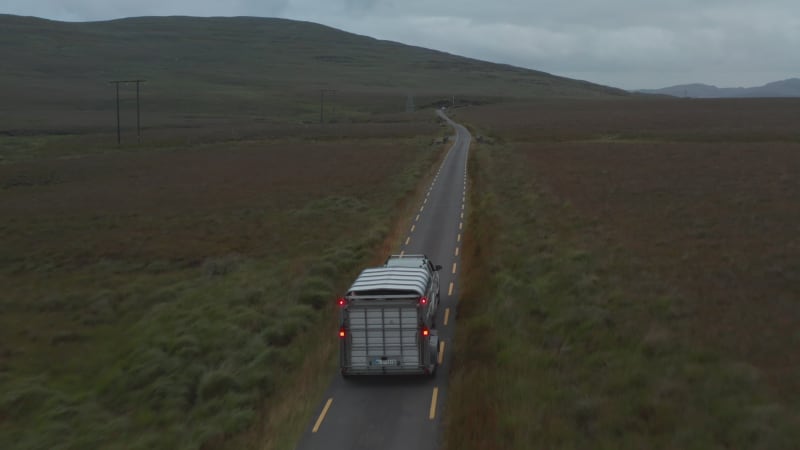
[81,294,116,325]
[297,275,334,309]
[308,260,338,278]
[203,254,243,276]
[36,292,84,313]
[197,369,241,403]
[140,286,180,310]
[262,316,307,347]
[145,260,173,274]
[326,246,358,272]
[229,287,265,306]
[122,348,173,391]
[170,335,201,360]
[242,350,278,396]
[1,379,58,417]
[49,331,86,345]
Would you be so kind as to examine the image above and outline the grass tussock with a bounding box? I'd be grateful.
[445,140,800,449]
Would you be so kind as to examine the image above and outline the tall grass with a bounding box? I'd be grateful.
[445,141,800,449]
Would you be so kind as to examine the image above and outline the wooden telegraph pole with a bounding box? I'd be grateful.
[320,89,337,124]
[110,79,146,145]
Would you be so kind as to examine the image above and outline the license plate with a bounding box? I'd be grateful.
[372,358,398,366]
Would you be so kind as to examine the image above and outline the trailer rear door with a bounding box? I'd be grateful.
[346,300,420,371]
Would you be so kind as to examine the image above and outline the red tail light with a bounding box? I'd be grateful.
[339,327,346,338]
[419,296,428,305]
[421,326,430,337]
[337,297,346,307]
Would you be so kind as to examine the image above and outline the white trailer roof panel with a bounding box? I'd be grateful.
[347,267,428,297]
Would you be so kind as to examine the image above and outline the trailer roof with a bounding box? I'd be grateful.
[347,267,429,297]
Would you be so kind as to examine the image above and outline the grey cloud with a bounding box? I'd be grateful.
[301,1,799,88]
[344,0,382,12]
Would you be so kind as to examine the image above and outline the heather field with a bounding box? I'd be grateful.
[0,116,446,449]
[446,98,800,449]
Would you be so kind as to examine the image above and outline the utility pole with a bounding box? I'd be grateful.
[320,89,337,124]
[114,82,121,145]
[110,79,146,145]
[405,93,415,113]
[136,80,142,143]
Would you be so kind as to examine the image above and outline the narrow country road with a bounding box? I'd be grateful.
[294,111,471,450]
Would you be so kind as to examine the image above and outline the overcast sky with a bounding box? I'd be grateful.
[4,0,799,89]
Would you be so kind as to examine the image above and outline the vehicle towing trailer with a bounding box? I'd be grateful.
[338,261,440,377]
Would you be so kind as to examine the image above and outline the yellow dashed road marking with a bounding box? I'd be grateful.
[444,308,450,326]
[429,388,439,420]
[312,398,333,433]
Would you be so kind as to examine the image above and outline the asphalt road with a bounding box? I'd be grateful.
[295,111,471,450]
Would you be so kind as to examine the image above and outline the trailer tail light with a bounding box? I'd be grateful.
[421,326,430,337]
[337,297,346,307]
[419,296,428,305]
[339,327,346,338]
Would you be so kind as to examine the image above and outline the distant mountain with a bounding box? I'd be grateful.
[637,78,800,98]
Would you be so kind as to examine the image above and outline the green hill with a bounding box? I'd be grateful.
[0,14,625,131]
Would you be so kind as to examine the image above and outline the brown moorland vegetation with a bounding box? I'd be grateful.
[447,98,800,449]
[0,116,445,449]
[519,142,800,393]
[460,97,800,144]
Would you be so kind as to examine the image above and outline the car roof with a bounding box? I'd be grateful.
[384,254,429,269]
